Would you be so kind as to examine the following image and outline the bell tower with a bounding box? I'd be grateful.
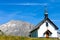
[44,6,48,19]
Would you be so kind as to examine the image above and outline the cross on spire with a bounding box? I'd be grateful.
[44,6,48,19]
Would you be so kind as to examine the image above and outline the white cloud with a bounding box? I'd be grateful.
[16,3,48,6]
[0,3,48,6]
[52,20,60,22]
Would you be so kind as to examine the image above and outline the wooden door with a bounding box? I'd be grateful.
[44,30,52,38]
[46,33,49,38]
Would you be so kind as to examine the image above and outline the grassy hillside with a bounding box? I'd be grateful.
[0,35,59,40]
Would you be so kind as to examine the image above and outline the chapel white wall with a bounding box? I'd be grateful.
[38,20,58,37]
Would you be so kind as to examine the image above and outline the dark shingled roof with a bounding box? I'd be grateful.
[30,18,58,33]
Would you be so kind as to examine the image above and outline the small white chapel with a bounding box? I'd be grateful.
[30,8,59,38]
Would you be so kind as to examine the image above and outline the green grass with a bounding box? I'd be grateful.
[0,35,59,40]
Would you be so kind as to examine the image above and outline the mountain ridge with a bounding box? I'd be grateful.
[0,20,35,37]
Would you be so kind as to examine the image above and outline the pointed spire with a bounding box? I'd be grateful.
[44,6,48,19]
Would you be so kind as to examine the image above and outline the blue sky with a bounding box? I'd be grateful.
[0,0,60,29]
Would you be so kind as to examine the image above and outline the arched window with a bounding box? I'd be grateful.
[46,22,48,27]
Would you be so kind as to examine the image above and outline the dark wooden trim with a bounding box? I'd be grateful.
[30,18,58,33]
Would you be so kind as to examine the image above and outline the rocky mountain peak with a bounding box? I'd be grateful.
[0,20,35,36]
